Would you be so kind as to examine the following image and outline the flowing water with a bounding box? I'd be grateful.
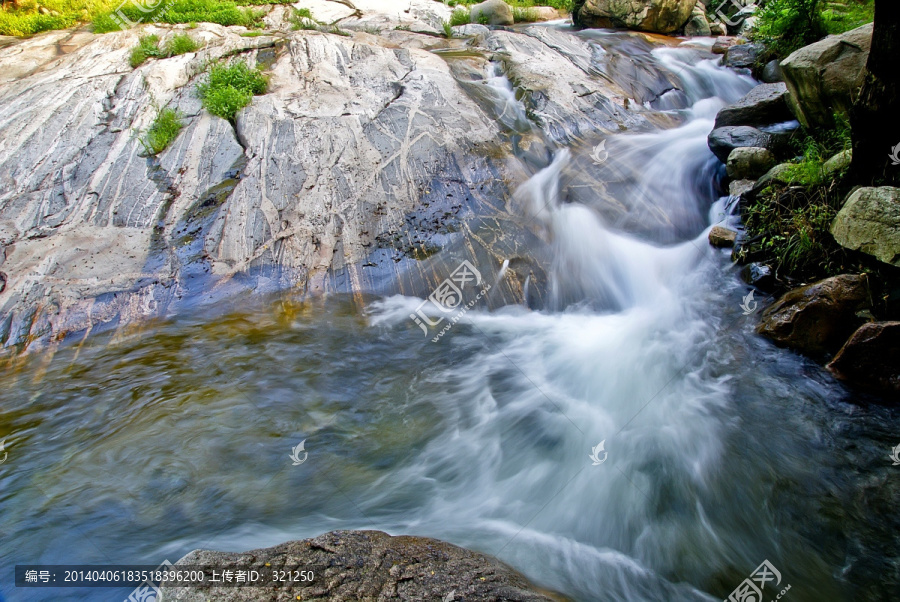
[2,30,900,602]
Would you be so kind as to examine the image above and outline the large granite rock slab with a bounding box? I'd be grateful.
[159,530,565,601]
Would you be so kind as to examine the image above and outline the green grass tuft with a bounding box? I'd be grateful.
[166,32,199,55]
[143,107,182,154]
[289,7,317,30]
[197,60,268,121]
[448,8,470,26]
[442,20,453,38]
[512,6,538,23]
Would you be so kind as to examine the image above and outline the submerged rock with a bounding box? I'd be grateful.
[780,23,873,129]
[159,530,564,601]
[831,187,900,267]
[827,321,900,395]
[756,274,871,358]
[714,83,792,128]
[574,0,695,34]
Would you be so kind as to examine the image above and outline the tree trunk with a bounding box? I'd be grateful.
[849,0,900,186]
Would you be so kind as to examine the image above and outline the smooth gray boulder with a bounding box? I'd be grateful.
[708,126,772,163]
[726,146,776,180]
[574,0,695,33]
[159,530,563,601]
[470,0,514,26]
[760,59,782,83]
[780,23,873,128]
[714,82,792,128]
[831,187,900,267]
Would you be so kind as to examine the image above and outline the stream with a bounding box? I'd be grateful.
[1,25,900,602]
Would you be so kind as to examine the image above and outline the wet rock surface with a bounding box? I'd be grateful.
[574,0,695,33]
[827,321,900,394]
[0,0,695,352]
[756,274,871,358]
[713,82,791,128]
[159,530,565,602]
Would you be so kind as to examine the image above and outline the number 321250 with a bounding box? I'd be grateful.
[272,570,314,582]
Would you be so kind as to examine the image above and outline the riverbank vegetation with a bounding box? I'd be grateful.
[752,0,874,57]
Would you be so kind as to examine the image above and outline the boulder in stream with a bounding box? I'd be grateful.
[722,42,765,69]
[714,82,792,128]
[159,530,564,601]
[708,126,772,163]
[756,274,871,358]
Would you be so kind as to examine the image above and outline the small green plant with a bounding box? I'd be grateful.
[130,34,163,68]
[324,24,350,36]
[442,20,453,38]
[448,8,470,26]
[289,7,317,30]
[197,60,268,121]
[166,32,199,55]
[512,6,538,23]
[142,107,182,154]
[130,33,198,68]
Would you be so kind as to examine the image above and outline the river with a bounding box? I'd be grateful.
[1,24,899,602]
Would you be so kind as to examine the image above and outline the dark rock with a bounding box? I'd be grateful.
[708,126,772,163]
[709,225,737,247]
[0,271,5,294]
[723,43,765,69]
[827,321,900,394]
[160,530,565,601]
[761,59,782,83]
[740,263,775,291]
[756,274,871,358]
[714,83,792,128]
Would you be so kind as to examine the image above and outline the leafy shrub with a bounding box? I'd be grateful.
[143,107,182,154]
[94,0,265,33]
[197,60,268,121]
[752,0,826,57]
